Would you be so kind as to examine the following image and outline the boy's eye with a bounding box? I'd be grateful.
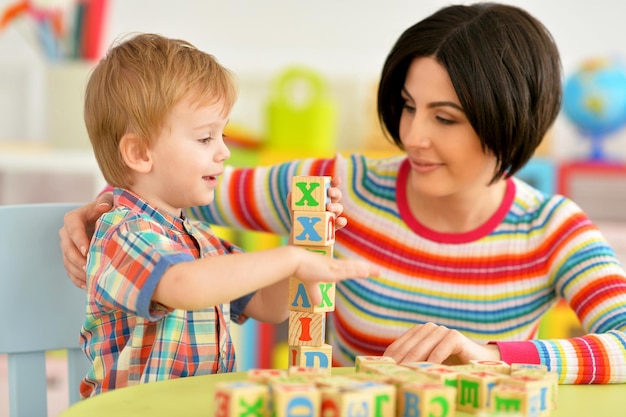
[199,137,212,144]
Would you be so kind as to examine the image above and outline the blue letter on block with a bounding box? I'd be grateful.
[401,392,419,417]
[304,351,329,368]
[286,396,314,417]
[291,283,311,308]
[295,216,322,242]
[347,401,369,417]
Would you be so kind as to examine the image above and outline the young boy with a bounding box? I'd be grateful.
[78,33,377,398]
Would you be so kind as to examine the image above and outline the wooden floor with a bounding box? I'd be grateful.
[0,354,70,417]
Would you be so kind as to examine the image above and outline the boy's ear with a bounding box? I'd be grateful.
[119,133,152,173]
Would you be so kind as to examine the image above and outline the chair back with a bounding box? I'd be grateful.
[0,203,90,417]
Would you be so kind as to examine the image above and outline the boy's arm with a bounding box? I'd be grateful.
[238,280,289,323]
[152,245,377,313]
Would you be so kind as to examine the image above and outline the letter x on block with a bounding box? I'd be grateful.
[291,176,331,212]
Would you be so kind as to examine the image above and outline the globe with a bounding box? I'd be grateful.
[562,57,626,160]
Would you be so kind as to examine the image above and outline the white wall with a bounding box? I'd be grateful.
[1,0,626,157]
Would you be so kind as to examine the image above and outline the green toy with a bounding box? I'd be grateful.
[266,66,337,153]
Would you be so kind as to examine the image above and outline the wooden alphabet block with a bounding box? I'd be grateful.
[320,385,368,417]
[288,311,326,347]
[490,384,541,417]
[288,366,330,379]
[418,364,462,389]
[314,375,369,389]
[348,372,396,385]
[358,381,397,417]
[289,278,336,313]
[399,361,438,372]
[289,344,332,373]
[397,381,456,417]
[291,176,331,212]
[509,369,558,411]
[456,370,503,414]
[354,355,396,372]
[374,367,436,387]
[214,380,270,417]
[300,244,334,258]
[321,381,396,417]
[469,359,511,375]
[270,381,321,417]
[247,368,288,384]
[292,210,335,246]
[501,373,557,415]
[358,362,406,376]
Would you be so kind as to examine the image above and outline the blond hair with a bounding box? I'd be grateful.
[84,33,237,188]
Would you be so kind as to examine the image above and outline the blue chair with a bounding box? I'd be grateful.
[0,203,90,417]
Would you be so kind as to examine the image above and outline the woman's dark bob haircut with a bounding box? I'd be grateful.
[377,2,562,182]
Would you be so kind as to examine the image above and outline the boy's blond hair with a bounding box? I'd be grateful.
[84,33,238,188]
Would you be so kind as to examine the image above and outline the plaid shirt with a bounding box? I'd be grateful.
[79,188,252,398]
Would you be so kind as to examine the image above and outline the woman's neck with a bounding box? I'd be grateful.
[406,178,508,234]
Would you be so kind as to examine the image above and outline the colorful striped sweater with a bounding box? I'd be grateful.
[186,153,626,384]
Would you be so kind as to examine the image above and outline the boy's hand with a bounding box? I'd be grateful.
[59,192,113,289]
[293,248,379,306]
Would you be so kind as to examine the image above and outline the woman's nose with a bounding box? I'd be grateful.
[403,115,431,149]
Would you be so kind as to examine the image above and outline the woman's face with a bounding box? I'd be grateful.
[399,57,499,199]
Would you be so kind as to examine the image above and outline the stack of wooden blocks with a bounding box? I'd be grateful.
[287,175,335,373]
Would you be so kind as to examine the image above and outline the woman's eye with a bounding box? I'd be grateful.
[402,102,416,113]
[436,116,455,125]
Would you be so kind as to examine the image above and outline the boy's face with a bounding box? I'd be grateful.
[144,96,231,214]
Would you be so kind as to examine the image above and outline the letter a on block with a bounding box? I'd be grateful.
[291,176,331,212]
[289,278,336,313]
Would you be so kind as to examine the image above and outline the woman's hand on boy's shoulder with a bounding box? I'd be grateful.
[59,191,114,289]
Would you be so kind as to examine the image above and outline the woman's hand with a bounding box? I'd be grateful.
[59,192,113,289]
[287,176,348,232]
[326,177,347,230]
[384,322,501,365]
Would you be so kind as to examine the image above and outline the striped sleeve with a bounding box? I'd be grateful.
[185,157,336,234]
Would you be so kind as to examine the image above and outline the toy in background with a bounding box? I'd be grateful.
[0,0,109,61]
[266,66,337,156]
[1,0,109,150]
[563,57,626,161]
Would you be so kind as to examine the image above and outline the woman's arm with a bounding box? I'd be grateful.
[184,157,336,235]
[496,208,626,384]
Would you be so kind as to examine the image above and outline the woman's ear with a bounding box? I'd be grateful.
[119,133,152,173]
